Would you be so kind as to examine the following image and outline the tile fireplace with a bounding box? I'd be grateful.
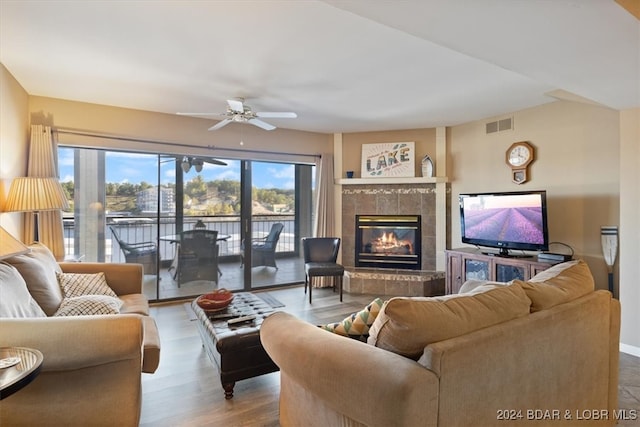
[341,182,446,296]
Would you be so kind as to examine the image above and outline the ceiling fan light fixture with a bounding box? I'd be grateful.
[181,158,191,173]
[194,163,203,172]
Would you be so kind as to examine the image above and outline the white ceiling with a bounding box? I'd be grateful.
[1,0,638,134]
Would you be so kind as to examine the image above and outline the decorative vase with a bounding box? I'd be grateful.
[421,155,434,177]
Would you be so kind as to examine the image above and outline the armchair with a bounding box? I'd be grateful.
[302,237,344,303]
[241,223,284,270]
[109,226,157,275]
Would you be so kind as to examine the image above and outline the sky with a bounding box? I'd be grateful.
[58,148,302,189]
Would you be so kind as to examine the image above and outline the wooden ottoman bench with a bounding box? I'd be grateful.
[191,292,280,399]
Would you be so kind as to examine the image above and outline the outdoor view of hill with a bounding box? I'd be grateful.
[60,177,295,216]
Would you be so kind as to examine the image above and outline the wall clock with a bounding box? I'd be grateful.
[506,141,534,184]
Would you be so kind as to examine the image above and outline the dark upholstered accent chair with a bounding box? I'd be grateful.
[302,237,344,304]
[242,223,284,270]
[110,226,157,275]
[175,229,219,286]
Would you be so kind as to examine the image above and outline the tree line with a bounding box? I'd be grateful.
[60,178,295,214]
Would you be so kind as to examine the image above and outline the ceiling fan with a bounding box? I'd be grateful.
[177,98,297,131]
[180,156,227,173]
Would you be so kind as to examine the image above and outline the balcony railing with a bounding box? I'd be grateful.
[63,214,297,263]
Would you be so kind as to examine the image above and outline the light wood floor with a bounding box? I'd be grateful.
[140,286,640,427]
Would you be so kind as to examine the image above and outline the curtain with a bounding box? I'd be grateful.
[313,153,335,237]
[23,125,66,259]
[312,153,336,288]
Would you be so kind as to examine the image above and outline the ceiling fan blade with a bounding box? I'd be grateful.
[177,112,226,117]
[248,118,276,131]
[208,119,232,131]
[256,112,297,118]
[227,99,244,113]
[202,158,228,166]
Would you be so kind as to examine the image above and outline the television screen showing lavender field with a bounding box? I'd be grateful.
[461,193,546,245]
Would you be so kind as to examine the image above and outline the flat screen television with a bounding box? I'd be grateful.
[459,190,549,256]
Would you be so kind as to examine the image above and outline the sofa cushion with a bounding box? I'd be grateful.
[320,298,384,342]
[458,279,510,294]
[0,262,47,318]
[515,259,595,312]
[56,272,118,298]
[368,282,531,359]
[4,242,63,316]
[53,295,123,316]
[119,293,150,316]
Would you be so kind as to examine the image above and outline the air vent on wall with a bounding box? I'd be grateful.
[486,117,513,134]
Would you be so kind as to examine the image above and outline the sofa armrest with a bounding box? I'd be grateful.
[0,315,143,371]
[59,262,143,296]
[260,312,439,427]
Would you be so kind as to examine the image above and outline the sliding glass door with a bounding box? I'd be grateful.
[59,145,314,302]
[242,161,312,290]
[160,155,243,297]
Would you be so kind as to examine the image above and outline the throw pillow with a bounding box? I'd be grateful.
[56,272,118,298]
[367,282,531,359]
[0,262,47,318]
[4,242,64,316]
[53,295,123,316]
[515,259,595,312]
[320,298,384,341]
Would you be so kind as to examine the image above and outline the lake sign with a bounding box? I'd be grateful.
[361,142,415,178]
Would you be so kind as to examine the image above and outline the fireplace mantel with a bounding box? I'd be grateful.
[336,176,448,185]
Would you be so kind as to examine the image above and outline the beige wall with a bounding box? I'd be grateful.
[449,100,620,288]
[28,96,332,162]
[341,129,436,178]
[619,108,640,352]
[0,64,30,236]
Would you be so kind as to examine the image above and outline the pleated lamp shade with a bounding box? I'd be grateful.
[4,177,70,212]
[0,226,29,259]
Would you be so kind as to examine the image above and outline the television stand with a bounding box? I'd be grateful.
[445,248,563,294]
[481,249,531,259]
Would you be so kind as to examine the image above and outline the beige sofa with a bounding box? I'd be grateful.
[261,260,620,427]
[0,243,160,427]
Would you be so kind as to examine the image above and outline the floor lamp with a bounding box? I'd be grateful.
[4,177,70,243]
[600,226,618,298]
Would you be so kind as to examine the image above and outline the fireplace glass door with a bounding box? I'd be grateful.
[355,215,421,270]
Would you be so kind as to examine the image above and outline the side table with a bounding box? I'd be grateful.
[0,347,43,400]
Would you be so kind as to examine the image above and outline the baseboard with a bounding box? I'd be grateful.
[620,343,640,358]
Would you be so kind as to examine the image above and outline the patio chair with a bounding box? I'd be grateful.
[241,223,284,270]
[175,229,219,286]
[110,226,158,275]
[302,237,344,304]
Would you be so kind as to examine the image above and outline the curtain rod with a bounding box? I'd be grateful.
[54,128,321,160]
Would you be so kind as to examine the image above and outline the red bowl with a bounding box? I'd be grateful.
[196,289,234,311]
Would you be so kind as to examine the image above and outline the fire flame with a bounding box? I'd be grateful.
[371,232,413,254]
[381,232,394,244]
